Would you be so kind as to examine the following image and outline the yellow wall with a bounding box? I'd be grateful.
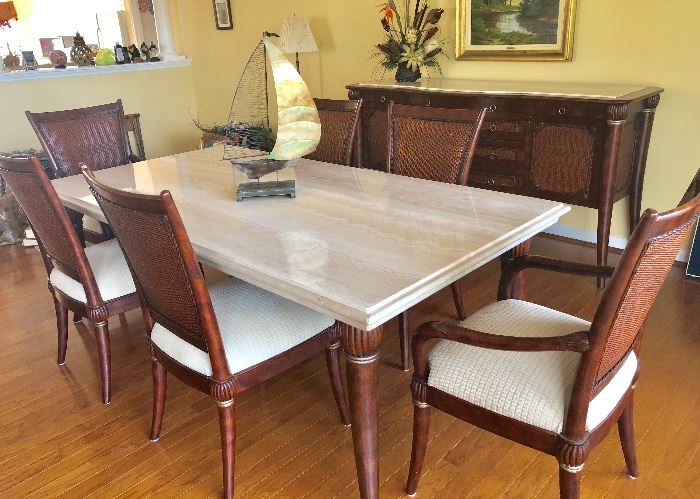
[174,0,699,251]
[0,66,199,159]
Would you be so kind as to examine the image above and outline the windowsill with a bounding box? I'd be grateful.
[0,58,191,83]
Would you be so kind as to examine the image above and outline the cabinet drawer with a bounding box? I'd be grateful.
[469,172,521,189]
[481,119,526,139]
[526,100,607,120]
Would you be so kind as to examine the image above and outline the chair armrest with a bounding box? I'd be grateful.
[498,255,615,300]
[412,320,590,377]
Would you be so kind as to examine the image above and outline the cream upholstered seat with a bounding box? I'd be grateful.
[49,239,136,303]
[83,215,106,235]
[151,278,335,376]
[428,300,638,433]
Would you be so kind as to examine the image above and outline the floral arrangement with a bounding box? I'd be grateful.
[193,118,275,152]
[374,0,445,82]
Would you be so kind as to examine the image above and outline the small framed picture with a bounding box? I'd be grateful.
[213,0,233,30]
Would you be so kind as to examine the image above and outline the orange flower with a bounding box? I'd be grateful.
[377,3,395,22]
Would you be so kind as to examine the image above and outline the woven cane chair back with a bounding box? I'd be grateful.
[306,99,361,166]
[591,196,700,384]
[387,103,486,186]
[0,156,91,283]
[27,100,132,177]
[82,167,218,353]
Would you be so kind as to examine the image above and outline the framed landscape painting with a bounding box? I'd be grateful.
[457,0,576,61]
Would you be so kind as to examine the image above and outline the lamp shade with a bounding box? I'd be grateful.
[280,15,318,54]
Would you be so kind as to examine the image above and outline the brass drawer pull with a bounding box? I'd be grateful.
[488,104,497,112]
[558,107,567,115]
[380,95,386,103]
[489,123,497,132]
[487,177,496,185]
[489,152,497,160]
[425,99,431,107]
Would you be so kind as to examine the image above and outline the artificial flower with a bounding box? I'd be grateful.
[423,8,444,25]
[399,44,424,71]
[377,2,395,22]
[404,28,418,45]
[423,38,439,54]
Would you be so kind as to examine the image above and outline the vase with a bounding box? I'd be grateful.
[395,62,421,83]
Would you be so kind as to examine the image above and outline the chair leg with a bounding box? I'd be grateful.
[558,467,582,499]
[93,321,112,405]
[73,312,82,324]
[54,299,68,365]
[406,403,431,496]
[150,357,167,441]
[398,311,410,371]
[217,402,237,499]
[618,398,639,478]
[450,280,467,321]
[324,343,351,426]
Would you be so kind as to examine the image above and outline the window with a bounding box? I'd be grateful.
[1,0,158,65]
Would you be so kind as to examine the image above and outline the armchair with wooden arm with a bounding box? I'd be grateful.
[406,196,700,499]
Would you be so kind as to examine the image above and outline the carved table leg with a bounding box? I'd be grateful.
[67,208,86,247]
[340,323,383,499]
[499,238,532,300]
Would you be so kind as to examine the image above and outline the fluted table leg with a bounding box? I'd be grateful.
[340,323,383,499]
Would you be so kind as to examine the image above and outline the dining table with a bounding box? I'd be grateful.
[51,145,570,498]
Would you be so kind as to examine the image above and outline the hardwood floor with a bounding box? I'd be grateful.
[0,236,698,498]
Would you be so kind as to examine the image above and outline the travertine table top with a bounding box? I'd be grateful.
[52,146,570,330]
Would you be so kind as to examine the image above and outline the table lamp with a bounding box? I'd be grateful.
[279,14,318,74]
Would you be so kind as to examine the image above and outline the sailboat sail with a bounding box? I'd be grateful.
[262,36,321,161]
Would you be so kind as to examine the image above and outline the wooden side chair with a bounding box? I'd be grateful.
[387,102,486,370]
[406,195,700,498]
[0,156,139,404]
[305,98,361,166]
[26,100,141,245]
[124,112,146,161]
[81,166,351,499]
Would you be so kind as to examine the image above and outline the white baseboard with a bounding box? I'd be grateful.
[543,224,690,263]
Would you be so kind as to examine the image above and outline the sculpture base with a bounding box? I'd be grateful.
[236,180,296,202]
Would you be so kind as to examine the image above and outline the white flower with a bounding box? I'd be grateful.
[404,28,418,45]
[399,44,424,70]
[423,38,439,54]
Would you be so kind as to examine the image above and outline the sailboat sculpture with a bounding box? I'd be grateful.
[224,33,321,201]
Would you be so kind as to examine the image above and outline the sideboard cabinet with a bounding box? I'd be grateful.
[347,80,663,283]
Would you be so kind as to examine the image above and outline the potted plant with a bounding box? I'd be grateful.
[373,0,445,82]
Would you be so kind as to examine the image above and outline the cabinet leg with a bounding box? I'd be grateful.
[597,205,613,288]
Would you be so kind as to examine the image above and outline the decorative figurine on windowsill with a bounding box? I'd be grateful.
[48,49,67,68]
[140,42,149,61]
[147,41,160,62]
[128,44,142,62]
[70,32,93,66]
[21,50,37,70]
[114,43,129,64]
[95,48,116,66]
[2,46,20,71]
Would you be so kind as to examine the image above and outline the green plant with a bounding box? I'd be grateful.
[193,118,275,152]
[373,0,445,75]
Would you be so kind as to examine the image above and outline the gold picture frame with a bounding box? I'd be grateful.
[456,0,576,61]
